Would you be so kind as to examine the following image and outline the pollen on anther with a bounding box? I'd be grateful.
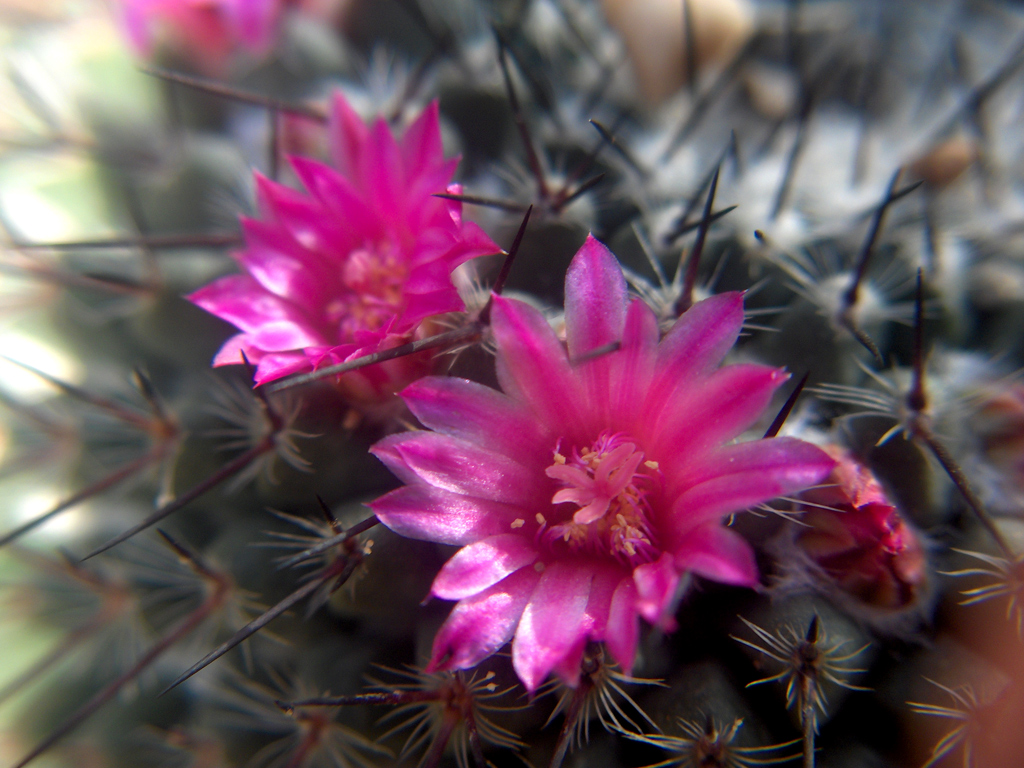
[553,452,566,464]
[536,513,547,525]
[644,460,660,470]
[511,518,525,529]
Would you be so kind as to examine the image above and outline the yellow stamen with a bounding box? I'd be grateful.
[511,518,525,529]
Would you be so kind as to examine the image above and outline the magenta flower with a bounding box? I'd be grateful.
[120,0,285,70]
[369,236,836,691]
[189,94,500,402]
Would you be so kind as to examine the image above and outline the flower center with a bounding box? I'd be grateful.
[542,431,660,565]
[325,242,409,339]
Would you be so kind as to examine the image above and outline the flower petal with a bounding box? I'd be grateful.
[653,364,790,475]
[401,377,551,468]
[431,534,539,600]
[429,566,541,672]
[669,437,837,535]
[362,117,405,220]
[371,432,544,506]
[491,296,586,440]
[252,352,312,383]
[368,485,524,546]
[238,214,330,306]
[564,235,627,360]
[605,578,639,673]
[400,100,444,184]
[329,91,370,182]
[513,561,594,691]
[672,523,759,587]
[289,156,376,244]
[610,299,661,426]
[632,553,680,628]
[187,274,321,339]
[651,291,745,400]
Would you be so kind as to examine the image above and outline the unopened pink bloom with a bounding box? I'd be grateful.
[369,235,835,691]
[795,446,927,611]
[189,94,499,403]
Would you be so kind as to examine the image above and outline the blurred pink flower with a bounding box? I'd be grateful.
[369,236,835,691]
[189,94,500,405]
[120,0,285,69]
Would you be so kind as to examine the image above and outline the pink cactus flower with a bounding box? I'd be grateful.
[369,236,835,691]
[188,94,500,407]
[794,446,928,612]
[120,0,285,70]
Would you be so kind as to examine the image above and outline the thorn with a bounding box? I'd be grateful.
[138,65,328,122]
[276,516,379,571]
[838,169,921,363]
[675,162,721,315]
[315,495,340,529]
[11,561,229,768]
[683,0,698,95]
[14,233,242,250]
[907,269,927,415]
[764,372,809,438]
[570,341,622,366]
[836,314,883,366]
[903,271,1016,561]
[0,451,160,548]
[805,614,820,644]
[0,356,153,430]
[928,29,1024,144]
[432,192,529,213]
[160,572,335,695]
[265,325,484,393]
[668,206,738,241]
[550,119,615,211]
[589,119,646,179]
[491,206,532,298]
[131,367,170,423]
[770,81,815,220]
[81,442,273,560]
[661,36,757,161]
[665,138,735,244]
[495,31,548,201]
[480,204,533,326]
[0,257,155,296]
[554,173,606,212]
